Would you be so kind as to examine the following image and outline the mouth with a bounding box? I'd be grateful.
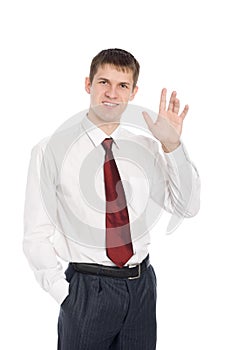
[102,101,120,108]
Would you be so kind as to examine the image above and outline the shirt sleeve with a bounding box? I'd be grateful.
[23,139,69,305]
[151,142,201,218]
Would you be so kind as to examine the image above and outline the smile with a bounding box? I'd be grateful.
[102,102,120,107]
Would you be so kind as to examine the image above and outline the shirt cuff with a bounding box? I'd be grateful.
[48,278,69,305]
[164,143,190,167]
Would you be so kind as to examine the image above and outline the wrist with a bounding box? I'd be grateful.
[161,141,181,153]
[48,278,70,305]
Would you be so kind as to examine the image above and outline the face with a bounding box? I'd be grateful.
[85,64,138,126]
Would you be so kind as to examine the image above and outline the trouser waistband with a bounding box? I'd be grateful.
[71,255,150,280]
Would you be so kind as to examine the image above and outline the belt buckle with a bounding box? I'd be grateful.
[128,263,141,280]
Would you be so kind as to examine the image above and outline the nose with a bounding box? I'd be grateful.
[105,85,118,99]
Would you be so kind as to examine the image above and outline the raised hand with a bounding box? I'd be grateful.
[142,88,189,152]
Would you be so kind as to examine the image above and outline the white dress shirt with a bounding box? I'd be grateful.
[23,114,200,305]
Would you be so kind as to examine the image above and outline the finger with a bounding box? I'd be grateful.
[168,91,177,111]
[159,88,167,112]
[173,98,180,114]
[142,111,155,131]
[179,104,189,120]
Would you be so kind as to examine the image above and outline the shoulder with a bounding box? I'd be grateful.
[30,136,50,157]
[31,116,85,157]
[119,127,159,153]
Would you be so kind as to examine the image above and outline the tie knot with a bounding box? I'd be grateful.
[102,138,113,152]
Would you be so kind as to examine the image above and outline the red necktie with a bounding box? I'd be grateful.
[102,138,133,268]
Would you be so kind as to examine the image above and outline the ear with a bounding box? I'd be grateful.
[129,86,138,101]
[85,77,91,94]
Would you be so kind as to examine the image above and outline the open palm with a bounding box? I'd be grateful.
[143,88,189,152]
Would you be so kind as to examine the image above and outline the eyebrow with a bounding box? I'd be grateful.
[97,77,131,86]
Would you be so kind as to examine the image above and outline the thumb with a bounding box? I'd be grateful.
[142,111,154,131]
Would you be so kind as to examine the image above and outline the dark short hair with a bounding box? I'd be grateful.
[89,48,140,88]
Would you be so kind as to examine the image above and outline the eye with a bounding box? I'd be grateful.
[99,80,108,85]
[120,83,128,89]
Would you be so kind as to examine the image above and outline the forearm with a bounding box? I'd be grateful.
[23,227,69,304]
[163,143,200,217]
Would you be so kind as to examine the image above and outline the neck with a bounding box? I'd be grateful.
[99,122,119,135]
[87,112,120,135]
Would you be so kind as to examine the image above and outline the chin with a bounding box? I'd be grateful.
[93,106,123,124]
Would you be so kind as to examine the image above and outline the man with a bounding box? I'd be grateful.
[23,48,200,349]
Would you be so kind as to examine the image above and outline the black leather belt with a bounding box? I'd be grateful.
[72,255,150,280]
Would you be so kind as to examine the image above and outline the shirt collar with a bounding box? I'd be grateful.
[81,115,121,149]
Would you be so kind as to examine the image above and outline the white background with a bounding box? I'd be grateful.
[1,0,233,349]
